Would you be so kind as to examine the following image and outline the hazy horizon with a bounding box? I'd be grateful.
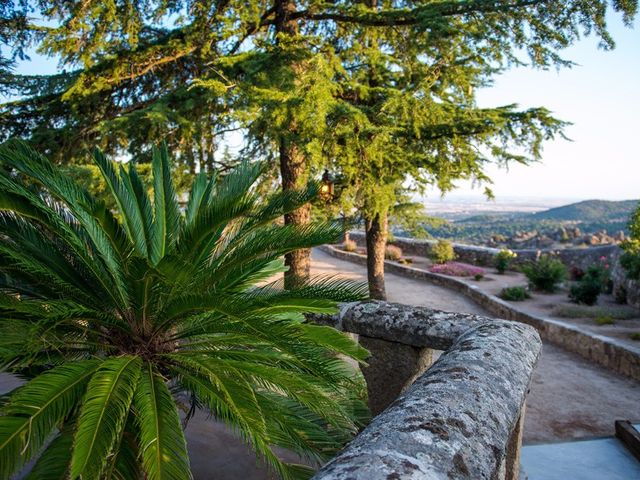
[421,194,638,218]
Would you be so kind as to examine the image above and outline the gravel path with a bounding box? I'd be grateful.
[311,248,640,443]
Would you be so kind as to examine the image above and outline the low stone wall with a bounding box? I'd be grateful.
[320,245,640,381]
[310,301,541,480]
[349,230,640,308]
[347,231,620,269]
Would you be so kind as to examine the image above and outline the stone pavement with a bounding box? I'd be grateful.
[521,433,640,480]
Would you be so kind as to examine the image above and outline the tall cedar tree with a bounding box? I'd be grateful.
[0,0,637,288]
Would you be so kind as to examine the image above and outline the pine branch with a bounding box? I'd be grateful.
[290,0,546,27]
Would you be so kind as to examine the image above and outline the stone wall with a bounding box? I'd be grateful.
[309,301,542,480]
[347,231,620,269]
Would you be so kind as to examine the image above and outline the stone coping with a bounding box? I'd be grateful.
[311,301,490,350]
[319,244,640,381]
[310,301,542,479]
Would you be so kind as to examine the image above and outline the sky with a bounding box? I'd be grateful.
[447,14,640,202]
[9,11,640,203]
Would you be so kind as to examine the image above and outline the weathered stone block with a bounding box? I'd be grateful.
[358,336,433,416]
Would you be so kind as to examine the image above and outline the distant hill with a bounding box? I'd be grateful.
[531,199,638,222]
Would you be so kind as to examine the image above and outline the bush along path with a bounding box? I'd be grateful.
[0,142,370,480]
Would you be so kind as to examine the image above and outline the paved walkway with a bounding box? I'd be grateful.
[311,248,640,443]
[522,434,640,480]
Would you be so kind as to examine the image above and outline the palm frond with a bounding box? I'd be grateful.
[150,144,180,264]
[93,148,150,258]
[0,141,130,305]
[0,360,100,479]
[104,411,141,480]
[184,171,214,226]
[70,356,142,479]
[134,362,191,480]
[0,141,370,480]
[25,426,74,480]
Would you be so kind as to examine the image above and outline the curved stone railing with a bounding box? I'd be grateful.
[309,302,542,480]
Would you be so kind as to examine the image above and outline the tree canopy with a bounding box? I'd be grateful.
[1,0,636,164]
[0,0,637,290]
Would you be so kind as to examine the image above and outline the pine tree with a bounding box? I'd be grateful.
[0,0,32,92]
[0,0,637,288]
[315,1,635,298]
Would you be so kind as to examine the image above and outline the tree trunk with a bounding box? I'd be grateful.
[279,139,311,288]
[275,0,311,289]
[365,211,388,300]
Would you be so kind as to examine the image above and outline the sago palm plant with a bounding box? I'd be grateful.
[0,141,369,480]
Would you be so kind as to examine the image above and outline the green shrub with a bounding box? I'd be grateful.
[0,141,369,479]
[569,263,609,305]
[621,202,640,280]
[569,279,601,305]
[522,254,567,292]
[343,238,358,252]
[474,273,484,281]
[499,286,531,301]
[385,244,403,261]
[630,332,640,341]
[430,239,455,264]
[494,249,517,274]
[594,315,614,325]
[621,243,640,280]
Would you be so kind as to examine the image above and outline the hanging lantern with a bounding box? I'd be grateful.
[320,169,334,200]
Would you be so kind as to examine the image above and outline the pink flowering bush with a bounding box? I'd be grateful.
[429,262,485,277]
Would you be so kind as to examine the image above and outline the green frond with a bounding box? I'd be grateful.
[70,356,142,479]
[150,144,180,264]
[121,161,154,258]
[25,427,74,480]
[134,362,191,480]
[93,148,150,258]
[300,324,369,363]
[175,160,264,261]
[184,171,214,226]
[0,142,130,307]
[199,221,346,291]
[174,365,298,479]
[104,412,141,480]
[0,360,100,479]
